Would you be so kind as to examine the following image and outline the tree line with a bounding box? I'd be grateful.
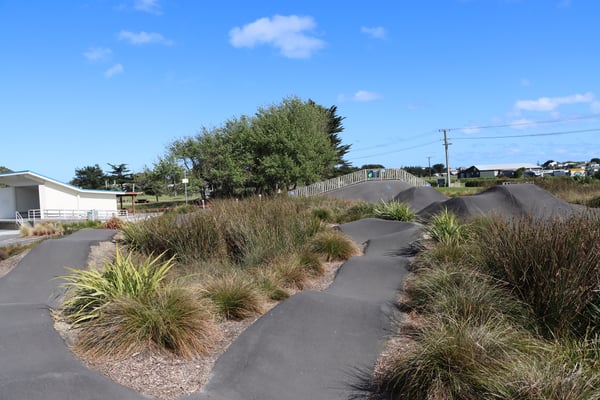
[69,97,354,199]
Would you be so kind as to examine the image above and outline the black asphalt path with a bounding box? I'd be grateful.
[0,229,149,400]
[188,219,422,400]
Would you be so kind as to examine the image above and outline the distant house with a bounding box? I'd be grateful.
[0,170,125,224]
[458,163,542,179]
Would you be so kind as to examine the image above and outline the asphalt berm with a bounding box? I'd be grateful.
[0,182,591,399]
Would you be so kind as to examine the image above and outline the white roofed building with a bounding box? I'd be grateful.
[0,170,125,226]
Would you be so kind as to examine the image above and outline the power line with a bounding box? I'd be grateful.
[448,113,600,131]
[451,127,600,141]
[350,139,441,160]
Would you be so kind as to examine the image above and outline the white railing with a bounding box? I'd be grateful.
[293,168,427,197]
[27,209,128,222]
[15,211,24,227]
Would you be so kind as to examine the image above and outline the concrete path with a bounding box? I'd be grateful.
[0,229,149,400]
[186,220,422,400]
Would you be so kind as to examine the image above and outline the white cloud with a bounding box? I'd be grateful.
[338,90,382,102]
[83,47,112,62]
[118,30,174,45]
[360,26,386,39]
[229,15,325,59]
[105,64,124,78]
[514,92,595,112]
[134,0,161,14]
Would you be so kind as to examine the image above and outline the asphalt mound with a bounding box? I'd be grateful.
[324,180,414,203]
[393,186,449,212]
[418,183,582,220]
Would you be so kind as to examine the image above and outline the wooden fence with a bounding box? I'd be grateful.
[292,168,427,197]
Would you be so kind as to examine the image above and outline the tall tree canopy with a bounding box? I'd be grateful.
[71,164,106,189]
[168,97,344,196]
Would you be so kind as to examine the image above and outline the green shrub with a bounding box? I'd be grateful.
[308,229,360,262]
[373,200,416,221]
[202,274,263,320]
[475,213,600,338]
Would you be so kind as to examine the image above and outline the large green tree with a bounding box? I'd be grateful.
[307,101,352,177]
[71,164,106,189]
[168,97,342,197]
[249,97,338,192]
[107,163,133,190]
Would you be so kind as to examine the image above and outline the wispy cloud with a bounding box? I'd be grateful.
[83,47,112,62]
[514,92,595,112]
[338,90,382,102]
[105,64,124,78]
[118,30,174,45]
[229,15,325,59]
[360,26,386,39]
[592,101,600,113]
[520,78,530,87]
[134,0,161,14]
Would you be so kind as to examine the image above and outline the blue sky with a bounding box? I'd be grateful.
[1,0,599,182]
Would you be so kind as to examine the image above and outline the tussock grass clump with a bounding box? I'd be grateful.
[62,249,219,357]
[404,264,534,328]
[202,274,263,320]
[335,201,375,223]
[373,200,416,221]
[122,197,322,268]
[20,221,64,237]
[425,208,470,245]
[62,249,174,325]
[475,212,600,338]
[75,287,218,359]
[501,338,600,400]
[376,316,542,400]
[308,229,360,262]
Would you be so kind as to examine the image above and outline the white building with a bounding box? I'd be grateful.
[0,170,125,223]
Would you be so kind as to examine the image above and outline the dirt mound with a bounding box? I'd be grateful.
[419,183,580,220]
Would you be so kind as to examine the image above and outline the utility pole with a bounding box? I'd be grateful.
[427,156,432,179]
[439,129,451,187]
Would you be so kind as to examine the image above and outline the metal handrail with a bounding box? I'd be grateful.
[15,211,24,227]
[293,168,427,197]
[26,209,128,222]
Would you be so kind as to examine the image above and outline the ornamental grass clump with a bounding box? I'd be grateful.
[308,229,360,262]
[62,248,174,325]
[75,287,218,359]
[475,212,600,338]
[201,273,263,320]
[62,249,219,358]
[373,200,416,222]
[425,208,470,246]
[376,316,543,400]
[403,264,534,329]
